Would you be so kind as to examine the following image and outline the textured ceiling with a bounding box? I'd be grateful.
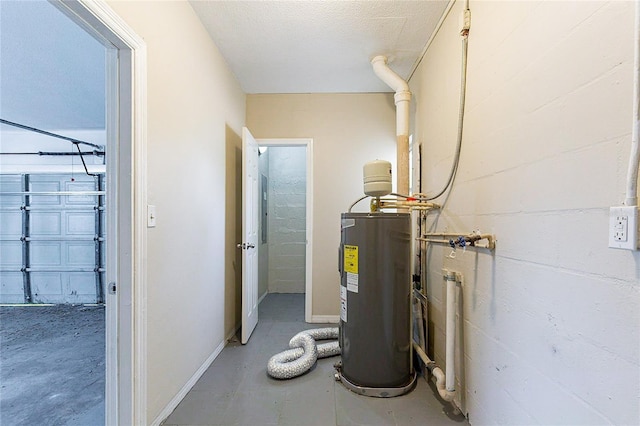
[189,1,449,94]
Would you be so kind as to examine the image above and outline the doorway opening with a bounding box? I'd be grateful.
[0,0,149,424]
[0,1,108,423]
[256,139,313,322]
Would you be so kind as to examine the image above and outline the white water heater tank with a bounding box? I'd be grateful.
[363,160,392,196]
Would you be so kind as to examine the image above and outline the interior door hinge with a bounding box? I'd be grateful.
[108,282,116,294]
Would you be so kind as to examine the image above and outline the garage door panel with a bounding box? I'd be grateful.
[29,181,62,205]
[66,242,95,266]
[1,173,104,304]
[0,241,22,267]
[30,242,62,266]
[0,211,22,236]
[0,272,24,303]
[65,180,96,205]
[0,175,22,189]
[66,212,95,235]
[0,175,23,206]
[0,176,27,303]
[31,212,62,235]
[0,194,23,207]
[68,273,97,303]
[31,272,64,302]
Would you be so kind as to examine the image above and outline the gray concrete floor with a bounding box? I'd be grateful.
[0,304,105,426]
[163,294,468,426]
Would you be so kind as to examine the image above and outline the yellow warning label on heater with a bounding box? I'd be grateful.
[344,245,358,274]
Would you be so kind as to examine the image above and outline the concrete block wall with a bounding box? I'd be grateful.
[411,0,640,424]
[267,147,306,293]
[258,149,269,299]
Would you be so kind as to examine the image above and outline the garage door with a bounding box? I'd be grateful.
[0,173,105,304]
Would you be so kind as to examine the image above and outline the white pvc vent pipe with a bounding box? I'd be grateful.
[267,327,340,379]
[371,55,411,197]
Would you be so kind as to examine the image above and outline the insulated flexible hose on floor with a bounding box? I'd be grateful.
[267,327,340,379]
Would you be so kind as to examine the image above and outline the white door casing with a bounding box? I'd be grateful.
[52,1,148,424]
[241,127,259,344]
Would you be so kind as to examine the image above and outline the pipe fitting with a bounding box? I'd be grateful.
[413,342,456,402]
[371,56,409,93]
[394,91,412,104]
[433,367,456,401]
[443,270,457,281]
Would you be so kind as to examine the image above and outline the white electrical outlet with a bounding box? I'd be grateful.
[609,206,638,250]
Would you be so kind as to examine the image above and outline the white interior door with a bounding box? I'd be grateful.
[241,127,259,344]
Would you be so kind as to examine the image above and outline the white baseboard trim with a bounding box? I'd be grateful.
[310,315,340,324]
[151,337,227,426]
[258,291,268,305]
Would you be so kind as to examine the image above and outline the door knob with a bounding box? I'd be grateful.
[237,243,246,249]
[247,243,255,249]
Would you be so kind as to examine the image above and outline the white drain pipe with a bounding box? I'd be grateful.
[413,270,458,402]
[371,55,411,196]
[444,270,457,394]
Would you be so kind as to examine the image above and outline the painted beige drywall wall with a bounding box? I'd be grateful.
[247,94,396,318]
[106,1,246,422]
[412,0,639,423]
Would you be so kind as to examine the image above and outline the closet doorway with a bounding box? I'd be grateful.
[256,139,313,322]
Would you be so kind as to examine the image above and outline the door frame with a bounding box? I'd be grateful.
[256,139,314,322]
[51,1,147,424]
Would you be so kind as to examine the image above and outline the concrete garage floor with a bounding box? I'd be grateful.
[0,305,105,426]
